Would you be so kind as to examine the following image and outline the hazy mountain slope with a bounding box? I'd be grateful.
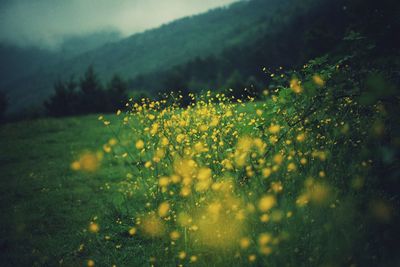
[58,31,122,58]
[129,0,400,96]
[0,30,123,113]
[2,0,295,113]
[129,0,348,93]
[0,44,56,88]
[56,0,289,79]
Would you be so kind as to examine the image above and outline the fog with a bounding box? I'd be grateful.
[0,0,238,49]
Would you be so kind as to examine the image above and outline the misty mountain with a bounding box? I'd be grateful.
[1,0,296,113]
[1,30,121,84]
[7,0,394,115]
[0,44,55,89]
[58,31,122,58]
[0,29,123,111]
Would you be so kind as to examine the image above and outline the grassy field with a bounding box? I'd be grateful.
[0,87,399,267]
[0,115,129,266]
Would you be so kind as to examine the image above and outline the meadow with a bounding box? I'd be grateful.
[0,0,398,266]
[1,55,399,267]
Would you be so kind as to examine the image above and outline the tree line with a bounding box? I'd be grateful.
[44,66,128,117]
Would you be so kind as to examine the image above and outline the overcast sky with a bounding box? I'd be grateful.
[0,0,239,49]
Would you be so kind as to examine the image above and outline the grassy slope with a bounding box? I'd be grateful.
[0,115,125,266]
[1,105,266,267]
[0,92,398,266]
[0,109,256,267]
[0,114,216,267]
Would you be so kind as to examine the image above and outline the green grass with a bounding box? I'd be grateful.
[0,91,398,267]
[0,115,127,266]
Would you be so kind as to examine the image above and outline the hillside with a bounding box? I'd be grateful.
[130,0,400,95]
[1,0,398,117]
[0,30,122,113]
[1,0,301,114]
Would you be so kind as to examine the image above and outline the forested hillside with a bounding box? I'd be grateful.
[0,0,399,118]
[1,0,308,114]
[130,0,399,96]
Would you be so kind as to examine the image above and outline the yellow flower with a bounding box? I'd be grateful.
[260,214,270,222]
[72,152,101,172]
[108,138,118,146]
[158,201,170,217]
[273,154,283,165]
[158,176,170,187]
[312,75,325,87]
[240,237,251,249]
[89,222,100,233]
[296,133,306,142]
[135,139,145,150]
[194,142,206,153]
[258,195,277,212]
[70,161,81,171]
[271,181,283,193]
[180,187,191,197]
[170,175,181,184]
[197,167,212,181]
[287,162,297,172]
[290,78,303,93]
[248,254,256,262]
[103,144,111,153]
[237,136,253,152]
[258,233,272,246]
[150,123,159,135]
[210,117,220,127]
[253,138,266,152]
[199,125,209,131]
[128,227,137,236]
[262,168,272,178]
[176,134,185,143]
[161,137,169,146]
[268,124,280,134]
[179,251,186,260]
[296,193,309,207]
[170,230,180,240]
